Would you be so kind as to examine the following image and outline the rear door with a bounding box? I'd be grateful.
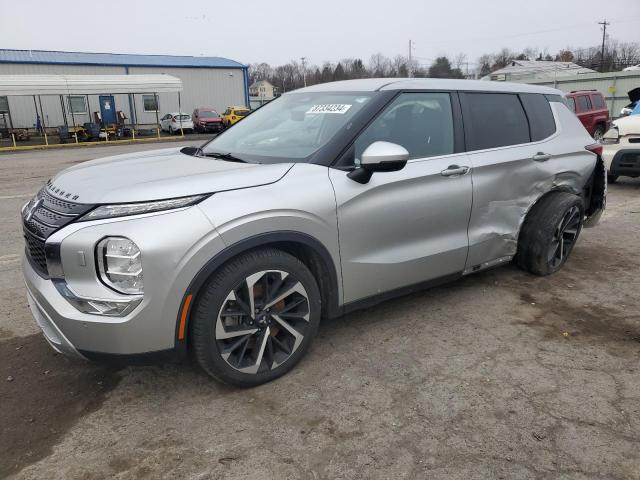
[330,91,472,304]
[460,92,558,270]
[575,95,594,134]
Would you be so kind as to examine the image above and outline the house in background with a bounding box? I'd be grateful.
[249,80,277,109]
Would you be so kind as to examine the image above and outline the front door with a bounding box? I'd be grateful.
[329,92,472,304]
[99,95,116,125]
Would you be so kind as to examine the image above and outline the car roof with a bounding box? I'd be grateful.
[294,78,562,96]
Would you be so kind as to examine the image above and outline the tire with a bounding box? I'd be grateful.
[516,192,584,276]
[607,174,618,184]
[191,248,321,387]
[593,125,606,141]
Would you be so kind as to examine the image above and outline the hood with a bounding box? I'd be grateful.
[612,115,640,135]
[48,147,293,204]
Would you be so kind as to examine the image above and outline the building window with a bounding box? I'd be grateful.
[0,96,10,113]
[67,96,87,114]
[143,95,159,112]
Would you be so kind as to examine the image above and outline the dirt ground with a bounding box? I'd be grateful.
[1,142,639,480]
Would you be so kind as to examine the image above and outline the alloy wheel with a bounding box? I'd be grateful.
[215,270,310,374]
[547,206,581,268]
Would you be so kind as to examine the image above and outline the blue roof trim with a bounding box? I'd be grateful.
[0,49,246,69]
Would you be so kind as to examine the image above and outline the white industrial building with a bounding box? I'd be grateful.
[0,49,249,129]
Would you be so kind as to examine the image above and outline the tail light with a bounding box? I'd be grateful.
[585,143,603,156]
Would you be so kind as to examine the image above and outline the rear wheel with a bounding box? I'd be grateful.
[607,174,618,184]
[192,248,321,387]
[516,192,584,276]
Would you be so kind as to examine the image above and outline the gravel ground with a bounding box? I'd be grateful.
[1,143,639,480]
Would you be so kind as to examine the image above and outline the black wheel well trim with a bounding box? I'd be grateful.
[174,231,342,349]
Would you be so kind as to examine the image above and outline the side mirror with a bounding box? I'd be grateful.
[348,141,409,184]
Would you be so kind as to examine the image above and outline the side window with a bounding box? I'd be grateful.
[592,94,606,109]
[519,93,556,141]
[566,97,576,113]
[576,95,591,112]
[354,92,454,162]
[463,93,530,150]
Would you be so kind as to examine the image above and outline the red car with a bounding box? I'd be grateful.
[192,108,224,133]
[564,90,609,140]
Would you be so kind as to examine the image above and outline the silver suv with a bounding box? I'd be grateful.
[22,79,606,386]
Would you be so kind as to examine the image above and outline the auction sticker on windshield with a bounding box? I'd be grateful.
[307,104,352,114]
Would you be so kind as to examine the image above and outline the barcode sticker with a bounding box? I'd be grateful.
[306,104,352,114]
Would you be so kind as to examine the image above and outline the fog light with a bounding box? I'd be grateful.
[96,237,143,294]
[53,280,141,317]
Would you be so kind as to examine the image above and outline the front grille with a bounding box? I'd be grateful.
[22,185,94,277]
[24,230,48,275]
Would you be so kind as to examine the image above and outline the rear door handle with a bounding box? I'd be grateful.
[441,165,470,177]
[532,152,552,162]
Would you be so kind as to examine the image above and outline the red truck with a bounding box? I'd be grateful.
[564,90,609,140]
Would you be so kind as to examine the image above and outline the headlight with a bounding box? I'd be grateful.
[96,237,143,294]
[600,127,620,145]
[80,194,208,221]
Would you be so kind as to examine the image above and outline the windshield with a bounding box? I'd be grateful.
[199,110,219,118]
[235,110,250,117]
[202,93,373,162]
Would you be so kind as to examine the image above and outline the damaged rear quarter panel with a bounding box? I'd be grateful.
[465,103,597,270]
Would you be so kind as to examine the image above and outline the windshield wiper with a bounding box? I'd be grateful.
[202,151,248,163]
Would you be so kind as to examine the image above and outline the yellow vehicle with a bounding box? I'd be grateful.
[222,106,250,127]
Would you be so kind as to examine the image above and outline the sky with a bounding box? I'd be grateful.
[1,0,639,69]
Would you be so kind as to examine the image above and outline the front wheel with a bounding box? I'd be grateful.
[191,248,321,387]
[516,192,584,276]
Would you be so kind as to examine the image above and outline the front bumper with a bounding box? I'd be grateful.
[608,149,640,177]
[21,205,226,359]
[198,123,224,132]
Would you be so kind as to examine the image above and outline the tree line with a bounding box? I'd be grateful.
[249,39,640,92]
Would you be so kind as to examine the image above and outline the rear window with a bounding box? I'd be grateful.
[519,93,556,141]
[576,95,592,112]
[591,94,606,109]
[462,93,530,150]
[175,115,190,120]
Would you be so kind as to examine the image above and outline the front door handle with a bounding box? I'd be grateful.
[441,165,470,177]
[532,152,552,162]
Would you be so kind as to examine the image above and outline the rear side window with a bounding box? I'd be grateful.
[566,97,576,113]
[519,93,556,141]
[576,95,591,112]
[462,93,530,150]
[592,94,606,109]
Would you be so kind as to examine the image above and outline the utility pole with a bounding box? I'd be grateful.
[300,57,308,87]
[408,40,413,78]
[598,19,610,72]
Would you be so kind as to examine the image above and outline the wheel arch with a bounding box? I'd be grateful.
[174,231,342,350]
[514,185,582,249]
